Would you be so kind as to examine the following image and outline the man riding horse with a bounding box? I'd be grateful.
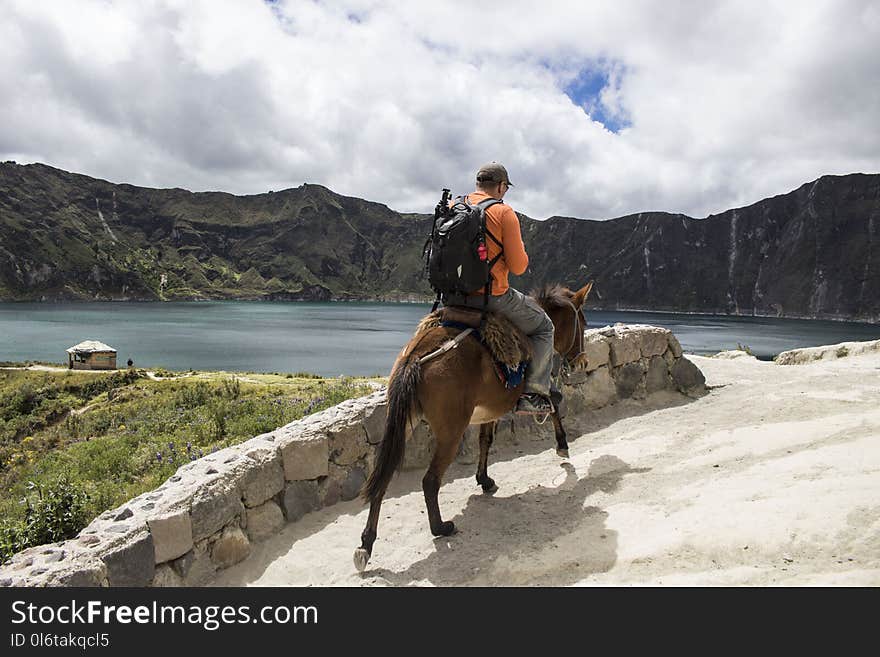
[444,162,555,415]
[353,163,593,572]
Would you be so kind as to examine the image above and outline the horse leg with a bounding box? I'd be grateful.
[550,411,569,458]
[547,383,569,458]
[354,353,420,572]
[475,421,498,492]
[353,497,383,572]
[422,422,467,536]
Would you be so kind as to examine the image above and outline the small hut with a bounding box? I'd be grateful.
[66,340,117,370]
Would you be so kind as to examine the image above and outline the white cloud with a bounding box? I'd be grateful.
[1,0,878,220]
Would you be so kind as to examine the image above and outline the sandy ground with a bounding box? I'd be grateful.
[211,351,880,587]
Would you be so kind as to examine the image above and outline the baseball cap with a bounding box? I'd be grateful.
[476,162,514,186]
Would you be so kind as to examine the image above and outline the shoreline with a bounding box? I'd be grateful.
[1,297,877,325]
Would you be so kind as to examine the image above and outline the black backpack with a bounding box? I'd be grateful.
[422,189,504,312]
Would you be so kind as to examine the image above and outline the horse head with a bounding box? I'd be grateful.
[531,280,594,370]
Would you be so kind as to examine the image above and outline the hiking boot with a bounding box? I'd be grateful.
[515,392,554,415]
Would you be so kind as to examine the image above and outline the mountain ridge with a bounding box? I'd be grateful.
[1,161,878,321]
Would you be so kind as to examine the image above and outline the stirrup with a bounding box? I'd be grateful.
[515,393,554,416]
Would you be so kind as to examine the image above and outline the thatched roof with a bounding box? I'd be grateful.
[66,340,117,354]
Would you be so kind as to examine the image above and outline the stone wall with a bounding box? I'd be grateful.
[775,338,880,365]
[0,324,705,587]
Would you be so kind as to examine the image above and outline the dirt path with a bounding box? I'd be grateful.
[211,352,880,586]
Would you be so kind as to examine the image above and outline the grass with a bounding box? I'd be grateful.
[0,367,386,561]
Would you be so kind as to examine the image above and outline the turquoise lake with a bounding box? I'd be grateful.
[1,302,879,376]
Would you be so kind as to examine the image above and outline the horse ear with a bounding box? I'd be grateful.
[572,281,594,308]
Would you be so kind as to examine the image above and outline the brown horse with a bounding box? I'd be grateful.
[353,281,594,571]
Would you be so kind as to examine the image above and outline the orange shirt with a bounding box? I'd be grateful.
[462,191,529,296]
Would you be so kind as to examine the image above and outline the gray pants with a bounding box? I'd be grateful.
[445,287,555,397]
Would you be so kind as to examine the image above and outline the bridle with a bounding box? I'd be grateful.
[557,298,586,373]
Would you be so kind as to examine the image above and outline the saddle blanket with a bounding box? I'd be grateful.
[415,307,531,389]
[441,320,528,389]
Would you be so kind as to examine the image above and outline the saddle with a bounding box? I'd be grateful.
[415,306,532,369]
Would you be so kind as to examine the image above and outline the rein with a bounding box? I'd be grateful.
[558,299,585,372]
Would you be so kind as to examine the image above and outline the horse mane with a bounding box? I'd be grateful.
[530,284,573,310]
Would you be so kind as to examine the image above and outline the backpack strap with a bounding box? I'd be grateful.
[473,198,505,331]
[475,198,504,248]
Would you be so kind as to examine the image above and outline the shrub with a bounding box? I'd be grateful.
[175,381,211,408]
[77,370,143,400]
[221,377,241,399]
[9,383,40,417]
[211,402,228,441]
[0,475,90,561]
[291,371,322,379]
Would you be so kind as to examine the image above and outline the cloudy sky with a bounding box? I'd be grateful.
[2,0,879,220]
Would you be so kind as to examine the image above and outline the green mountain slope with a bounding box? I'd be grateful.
[0,162,431,302]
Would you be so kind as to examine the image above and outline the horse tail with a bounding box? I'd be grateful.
[362,355,421,503]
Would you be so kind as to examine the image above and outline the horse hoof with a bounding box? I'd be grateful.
[353,548,370,572]
[556,448,569,459]
[432,521,456,537]
[477,477,497,493]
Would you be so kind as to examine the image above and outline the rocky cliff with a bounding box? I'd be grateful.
[1,162,878,320]
[522,174,880,321]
